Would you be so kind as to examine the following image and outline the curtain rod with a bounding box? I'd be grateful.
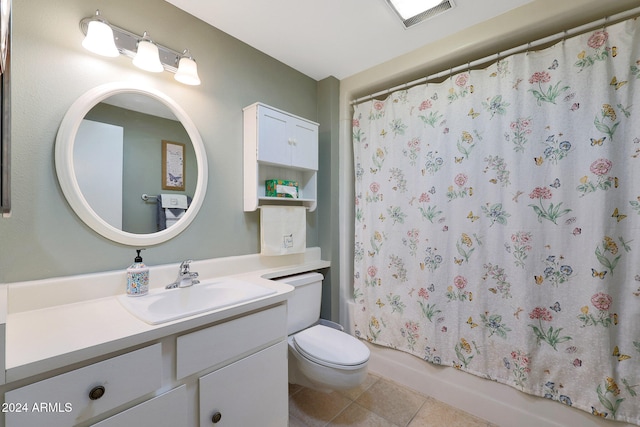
[351,5,640,105]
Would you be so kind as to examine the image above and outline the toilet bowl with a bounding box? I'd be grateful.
[288,323,370,391]
[277,273,370,391]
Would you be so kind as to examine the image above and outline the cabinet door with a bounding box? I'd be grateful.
[199,340,288,427]
[257,107,290,167]
[290,119,318,170]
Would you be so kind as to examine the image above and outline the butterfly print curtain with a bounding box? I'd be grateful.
[352,16,640,424]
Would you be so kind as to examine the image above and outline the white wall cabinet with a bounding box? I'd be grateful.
[244,102,319,211]
[255,106,318,170]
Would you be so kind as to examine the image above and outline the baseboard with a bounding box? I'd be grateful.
[366,342,633,427]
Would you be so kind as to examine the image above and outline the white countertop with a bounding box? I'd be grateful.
[2,249,330,383]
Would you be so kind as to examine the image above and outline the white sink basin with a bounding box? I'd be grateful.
[117,278,277,325]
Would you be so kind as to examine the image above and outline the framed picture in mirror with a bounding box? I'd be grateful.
[162,140,185,191]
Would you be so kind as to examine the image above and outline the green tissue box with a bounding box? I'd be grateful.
[265,179,299,198]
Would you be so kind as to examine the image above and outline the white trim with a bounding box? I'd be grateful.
[54,81,208,246]
[367,341,636,427]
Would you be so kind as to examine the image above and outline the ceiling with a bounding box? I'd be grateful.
[164,0,533,81]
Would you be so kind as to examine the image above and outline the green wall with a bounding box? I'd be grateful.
[0,0,324,282]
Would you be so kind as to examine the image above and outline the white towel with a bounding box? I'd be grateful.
[160,194,188,209]
[164,208,185,228]
[260,206,306,256]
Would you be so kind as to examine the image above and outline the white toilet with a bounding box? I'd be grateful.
[277,272,370,391]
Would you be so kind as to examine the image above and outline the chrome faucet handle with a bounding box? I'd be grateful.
[165,260,199,289]
[191,272,200,285]
[179,259,193,273]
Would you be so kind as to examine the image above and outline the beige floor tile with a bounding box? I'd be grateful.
[328,403,400,427]
[337,373,380,401]
[289,378,495,427]
[408,397,495,427]
[289,413,310,427]
[355,378,426,426]
[289,383,304,396]
[289,387,352,427]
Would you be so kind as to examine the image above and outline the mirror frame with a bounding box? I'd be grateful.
[55,82,208,246]
[0,0,11,214]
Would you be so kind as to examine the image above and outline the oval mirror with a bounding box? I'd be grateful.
[55,82,208,246]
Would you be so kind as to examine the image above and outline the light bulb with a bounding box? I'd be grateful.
[81,12,119,57]
[132,34,163,73]
[175,56,201,85]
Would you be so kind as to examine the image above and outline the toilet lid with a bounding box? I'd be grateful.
[293,325,370,368]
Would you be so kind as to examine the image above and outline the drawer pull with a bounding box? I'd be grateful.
[211,411,222,423]
[89,385,106,400]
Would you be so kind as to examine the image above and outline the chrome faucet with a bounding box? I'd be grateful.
[166,260,200,289]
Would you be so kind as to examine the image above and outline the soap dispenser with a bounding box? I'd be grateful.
[126,249,149,296]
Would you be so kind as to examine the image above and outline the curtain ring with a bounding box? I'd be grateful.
[562,30,568,46]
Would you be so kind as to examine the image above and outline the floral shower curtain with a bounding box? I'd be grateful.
[352,17,640,424]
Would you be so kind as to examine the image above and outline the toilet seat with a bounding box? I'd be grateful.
[292,325,370,370]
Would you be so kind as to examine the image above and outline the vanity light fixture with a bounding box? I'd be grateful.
[80,10,202,85]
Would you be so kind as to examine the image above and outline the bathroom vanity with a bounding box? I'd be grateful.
[0,248,329,426]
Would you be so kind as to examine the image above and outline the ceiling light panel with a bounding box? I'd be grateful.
[386,0,455,28]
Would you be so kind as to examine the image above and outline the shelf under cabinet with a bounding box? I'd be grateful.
[259,197,315,202]
[257,197,316,211]
[245,162,317,212]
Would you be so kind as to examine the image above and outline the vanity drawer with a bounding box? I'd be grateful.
[176,304,286,379]
[91,385,187,427]
[4,343,162,427]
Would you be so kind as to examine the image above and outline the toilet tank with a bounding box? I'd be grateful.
[276,272,323,335]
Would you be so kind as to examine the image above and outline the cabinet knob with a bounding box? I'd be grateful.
[89,385,106,400]
[211,411,222,423]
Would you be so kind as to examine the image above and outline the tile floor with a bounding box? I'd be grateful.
[288,374,497,427]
